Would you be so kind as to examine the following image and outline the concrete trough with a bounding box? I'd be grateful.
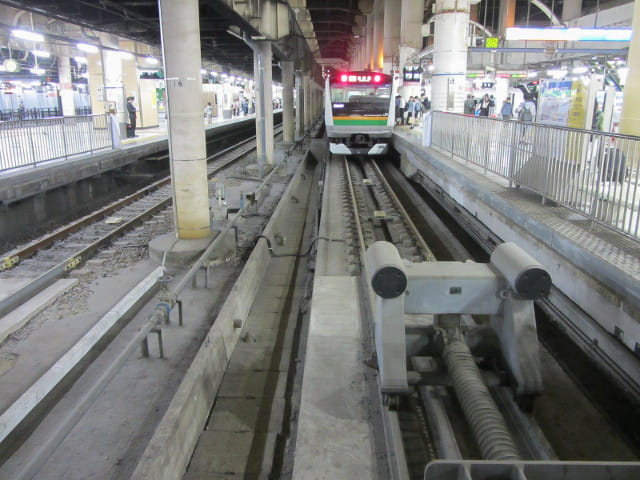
[131,149,316,480]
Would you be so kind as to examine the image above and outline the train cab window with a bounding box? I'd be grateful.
[331,87,391,103]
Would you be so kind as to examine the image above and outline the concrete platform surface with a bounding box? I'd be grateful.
[0,278,77,343]
[292,276,376,479]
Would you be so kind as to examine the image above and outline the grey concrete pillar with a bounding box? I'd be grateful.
[252,40,275,174]
[562,0,582,22]
[401,0,424,48]
[373,0,384,71]
[281,60,294,145]
[498,0,516,35]
[295,71,304,139]
[159,0,210,239]
[304,75,311,130]
[58,56,75,116]
[383,0,401,74]
[367,14,375,69]
[399,0,423,74]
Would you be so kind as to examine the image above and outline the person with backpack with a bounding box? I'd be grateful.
[516,96,536,122]
[421,94,431,112]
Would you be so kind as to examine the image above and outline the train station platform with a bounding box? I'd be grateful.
[0,113,281,247]
[392,124,640,395]
[0,114,258,206]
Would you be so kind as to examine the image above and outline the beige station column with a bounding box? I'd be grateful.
[119,40,138,105]
[295,70,304,139]
[158,0,210,239]
[86,50,105,115]
[281,60,294,145]
[57,56,75,116]
[619,0,640,139]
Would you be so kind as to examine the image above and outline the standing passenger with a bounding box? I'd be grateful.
[126,96,137,137]
[406,96,415,126]
[500,97,513,119]
[516,95,536,122]
[398,95,406,125]
[478,94,491,117]
[464,94,475,115]
[489,95,496,116]
[204,102,213,124]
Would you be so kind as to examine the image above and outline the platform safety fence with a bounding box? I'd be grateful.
[431,111,640,241]
[0,113,113,172]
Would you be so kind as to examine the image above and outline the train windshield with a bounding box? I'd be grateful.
[330,85,391,117]
[331,86,391,103]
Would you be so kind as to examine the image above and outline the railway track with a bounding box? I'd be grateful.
[0,128,300,479]
[341,155,639,479]
[0,130,281,321]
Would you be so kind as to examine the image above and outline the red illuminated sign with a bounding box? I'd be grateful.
[337,72,386,84]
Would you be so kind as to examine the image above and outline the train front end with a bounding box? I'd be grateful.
[325,71,395,156]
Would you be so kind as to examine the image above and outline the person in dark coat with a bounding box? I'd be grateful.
[478,94,491,117]
[126,96,137,137]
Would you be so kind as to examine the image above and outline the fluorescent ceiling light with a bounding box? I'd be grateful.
[31,67,45,75]
[527,71,538,78]
[77,43,99,53]
[12,29,44,42]
[572,66,589,74]
[505,27,632,42]
[547,69,568,79]
[74,56,88,64]
[32,49,50,58]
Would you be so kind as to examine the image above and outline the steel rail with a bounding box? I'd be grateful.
[370,159,433,259]
[0,132,261,271]
[343,157,410,480]
[9,128,287,480]
[0,129,281,320]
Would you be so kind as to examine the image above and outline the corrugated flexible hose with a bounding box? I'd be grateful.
[443,339,520,460]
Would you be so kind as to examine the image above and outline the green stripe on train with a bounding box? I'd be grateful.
[334,119,388,125]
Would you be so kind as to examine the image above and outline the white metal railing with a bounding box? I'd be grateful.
[431,111,640,241]
[0,114,113,172]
